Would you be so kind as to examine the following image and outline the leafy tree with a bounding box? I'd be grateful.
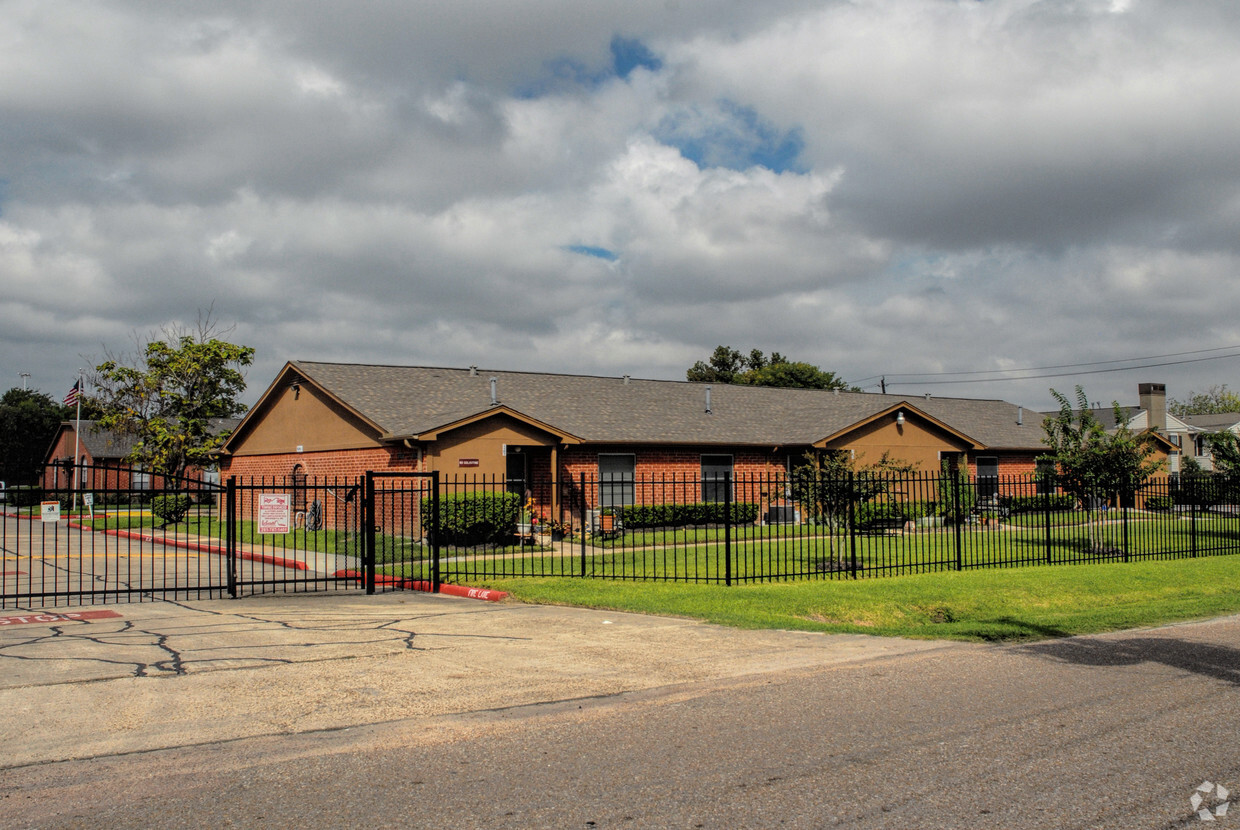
[687,345,853,390]
[1041,386,1163,552]
[0,389,72,485]
[92,318,254,480]
[790,449,915,569]
[1205,432,1240,474]
[746,361,851,390]
[1169,385,1240,417]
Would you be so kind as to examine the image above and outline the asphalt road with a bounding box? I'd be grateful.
[1,594,1238,829]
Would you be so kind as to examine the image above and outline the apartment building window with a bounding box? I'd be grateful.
[599,454,635,508]
[701,454,734,503]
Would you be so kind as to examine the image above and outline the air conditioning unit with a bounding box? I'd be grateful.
[766,505,800,525]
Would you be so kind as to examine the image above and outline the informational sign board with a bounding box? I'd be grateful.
[458,458,480,468]
[258,494,291,534]
[40,501,61,523]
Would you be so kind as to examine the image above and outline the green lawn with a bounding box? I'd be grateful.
[471,554,1240,643]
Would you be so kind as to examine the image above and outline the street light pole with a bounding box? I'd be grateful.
[19,372,30,390]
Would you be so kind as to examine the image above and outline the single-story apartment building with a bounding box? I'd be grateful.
[219,362,1076,518]
[42,419,235,492]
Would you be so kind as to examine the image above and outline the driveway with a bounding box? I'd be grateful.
[1,593,1238,829]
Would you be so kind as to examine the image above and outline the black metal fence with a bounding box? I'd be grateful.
[5,465,1240,608]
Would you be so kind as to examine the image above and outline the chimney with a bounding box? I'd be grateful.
[1139,382,1166,430]
[469,365,478,377]
[705,385,713,414]
[1017,406,1023,426]
[623,374,630,385]
[490,377,498,406]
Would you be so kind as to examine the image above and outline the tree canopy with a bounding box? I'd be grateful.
[1041,386,1163,504]
[0,389,72,485]
[92,320,254,480]
[687,346,854,390]
[1169,385,1240,417]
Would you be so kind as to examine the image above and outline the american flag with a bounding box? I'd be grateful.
[64,380,81,407]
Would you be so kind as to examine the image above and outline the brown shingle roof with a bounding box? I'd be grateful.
[290,361,1047,451]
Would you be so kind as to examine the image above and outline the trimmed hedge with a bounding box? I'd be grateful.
[422,491,522,545]
[1145,495,1173,511]
[616,502,760,528]
[6,485,43,507]
[998,494,1076,514]
[152,495,194,525]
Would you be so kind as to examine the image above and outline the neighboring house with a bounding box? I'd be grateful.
[221,362,1055,518]
[1173,413,1240,470]
[1080,383,1240,472]
[42,419,238,491]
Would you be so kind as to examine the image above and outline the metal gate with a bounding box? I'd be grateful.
[1,465,425,609]
[363,471,441,595]
[2,467,233,608]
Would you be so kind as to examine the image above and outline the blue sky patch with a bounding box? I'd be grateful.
[517,36,662,97]
[563,245,619,262]
[654,100,806,174]
[611,36,662,78]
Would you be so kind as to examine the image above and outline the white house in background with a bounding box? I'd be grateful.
[1083,383,1240,472]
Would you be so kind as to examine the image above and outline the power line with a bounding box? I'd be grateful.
[884,351,1240,386]
[849,343,1240,389]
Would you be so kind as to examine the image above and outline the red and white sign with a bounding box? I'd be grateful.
[0,610,122,627]
[458,458,480,468]
[40,501,60,523]
[258,494,291,533]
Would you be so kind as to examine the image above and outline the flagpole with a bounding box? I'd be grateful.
[72,370,82,512]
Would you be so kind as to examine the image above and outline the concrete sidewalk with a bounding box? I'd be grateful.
[0,592,964,769]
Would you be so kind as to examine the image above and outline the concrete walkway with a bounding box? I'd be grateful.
[0,592,961,770]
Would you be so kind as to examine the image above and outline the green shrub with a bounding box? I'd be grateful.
[1144,495,1173,511]
[7,485,43,508]
[617,502,760,528]
[854,502,909,527]
[152,495,193,525]
[998,494,1076,514]
[422,491,521,545]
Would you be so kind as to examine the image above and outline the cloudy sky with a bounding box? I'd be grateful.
[3,0,1240,410]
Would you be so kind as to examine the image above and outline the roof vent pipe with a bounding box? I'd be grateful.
[705,385,713,415]
[470,366,478,377]
[490,377,498,406]
[925,393,931,400]
[623,374,630,385]
[1017,406,1023,426]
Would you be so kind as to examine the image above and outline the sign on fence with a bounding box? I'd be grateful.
[40,501,60,523]
[258,493,290,533]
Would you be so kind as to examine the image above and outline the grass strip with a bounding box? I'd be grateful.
[476,555,1240,643]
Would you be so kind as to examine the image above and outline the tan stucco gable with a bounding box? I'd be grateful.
[815,403,979,470]
[225,364,386,456]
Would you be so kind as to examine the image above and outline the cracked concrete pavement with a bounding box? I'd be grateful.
[0,592,961,770]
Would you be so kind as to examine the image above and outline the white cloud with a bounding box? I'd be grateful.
[2,0,1240,411]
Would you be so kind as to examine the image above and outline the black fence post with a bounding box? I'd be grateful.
[431,470,441,593]
[364,471,376,594]
[1122,489,1130,563]
[952,469,963,572]
[1043,473,1053,566]
[724,472,733,586]
[848,471,858,579]
[1191,484,1198,558]
[226,475,237,598]
[579,472,587,578]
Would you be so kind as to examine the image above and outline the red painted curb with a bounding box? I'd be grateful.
[332,570,508,602]
[65,521,309,571]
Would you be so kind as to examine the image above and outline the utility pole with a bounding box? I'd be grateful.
[19,372,30,390]
[880,376,886,394]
